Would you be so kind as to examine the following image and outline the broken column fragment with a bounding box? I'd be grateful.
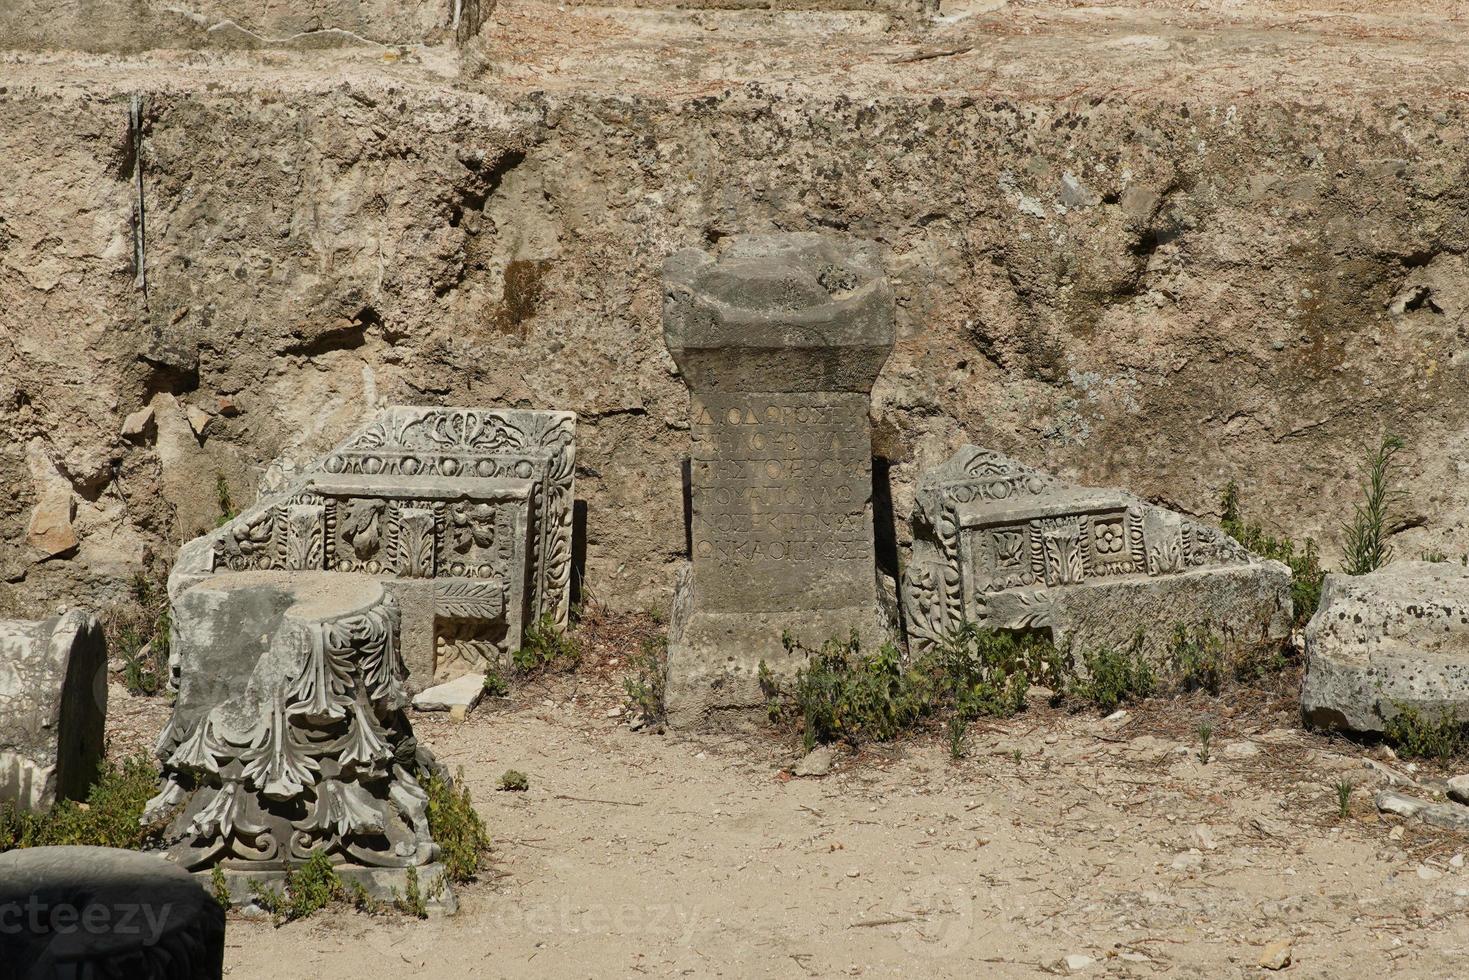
[1302,561,1469,734]
[662,233,897,728]
[902,448,1293,664]
[147,571,453,908]
[0,610,107,812]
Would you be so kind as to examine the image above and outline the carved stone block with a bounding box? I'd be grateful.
[903,448,1292,666]
[662,233,897,728]
[0,611,106,812]
[170,406,573,685]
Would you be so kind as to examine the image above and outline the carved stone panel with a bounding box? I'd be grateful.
[904,447,1293,665]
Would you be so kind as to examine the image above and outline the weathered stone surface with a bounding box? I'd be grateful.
[662,233,896,727]
[0,610,106,812]
[1302,562,1469,734]
[0,845,225,978]
[902,447,1292,663]
[26,489,79,559]
[171,406,575,686]
[1376,790,1469,833]
[148,570,450,896]
[120,405,157,442]
[412,672,486,715]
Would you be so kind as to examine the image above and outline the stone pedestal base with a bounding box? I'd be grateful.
[203,861,456,915]
[664,566,895,730]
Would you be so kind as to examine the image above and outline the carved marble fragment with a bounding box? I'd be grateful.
[172,406,576,684]
[903,448,1292,664]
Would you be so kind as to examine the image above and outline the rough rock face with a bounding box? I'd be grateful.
[149,571,453,906]
[1302,561,1469,734]
[4,2,1469,621]
[904,447,1293,663]
[662,233,896,727]
[0,611,107,812]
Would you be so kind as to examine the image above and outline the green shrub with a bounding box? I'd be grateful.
[787,631,934,751]
[1384,704,1469,759]
[932,623,1065,719]
[423,768,490,883]
[1220,481,1325,628]
[498,770,529,792]
[1341,435,1405,576]
[395,866,428,919]
[623,634,668,721]
[1169,625,1225,695]
[249,849,385,923]
[481,669,509,697]
[1066,640,1156,714]
[511,614,581,675]
[0,755,162,852]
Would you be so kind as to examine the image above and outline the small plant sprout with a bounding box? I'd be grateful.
[947,714,969,762]
[1342,434,1405,576]
[1334,778,1354,819]
[1011,748,1022,764]
[498,770,529,792]
[1196,721,1215,765]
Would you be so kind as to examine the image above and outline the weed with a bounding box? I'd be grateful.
[1422,550,1449,563]
[0,755,163,852]
[481,669,509,698]
[1342,435,1405,576]
[1066,640,1156,714]
[1384,704,1469,759]
[947,715,969,761]
[511,614,581,676]
[1334,778,1355,819]
[395,866,428,920]
[1011,748,1022,764]
[933,623,1061,720]
[758,660,782,722]
[498,770,529,792]
[104,567,171,696]
[1170,625,1225,695]
[210,866,231,908]
[423,768,490,883]
[214,474,236,528]
[623,634,668,722]
[1220,481,1326,627]
[1196,722,1214,765]
[787,631,933,751]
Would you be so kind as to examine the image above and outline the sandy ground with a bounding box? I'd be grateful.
[104,630,1469,980]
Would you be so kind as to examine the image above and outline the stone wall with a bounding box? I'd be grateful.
[4,2,1469,617]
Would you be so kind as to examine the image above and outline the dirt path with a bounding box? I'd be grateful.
[190,668,1469,979]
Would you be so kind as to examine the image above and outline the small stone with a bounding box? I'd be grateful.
[845,869,860,878]
[1259,940,1292,971]
[1418,864,1442,880]
[1171,849,1204,872]
[1223,741,1261,759]
[605,706,624,719]
[794,746,834,778]
[1377,790,1427,819]
[1447,774,1469,805]
[120,405,156,442]
[1451,853,1464,869]
[1389,826,1406,841]
[216,397,240,417]
[412,673,486,716]
[185,405,212,438]
[1103,710,1127,722]
[26,489,77,558]
[1192,825,1219,850]
[1061,953,1094,974]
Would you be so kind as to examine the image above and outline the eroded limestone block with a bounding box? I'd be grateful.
[662,233,897,728]
[170,406,575,686]
[902,448,1292,664]
[0,845,225,978]
[147,572,451,907]
[1302,561,1469,734]
[0,610,106,811]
